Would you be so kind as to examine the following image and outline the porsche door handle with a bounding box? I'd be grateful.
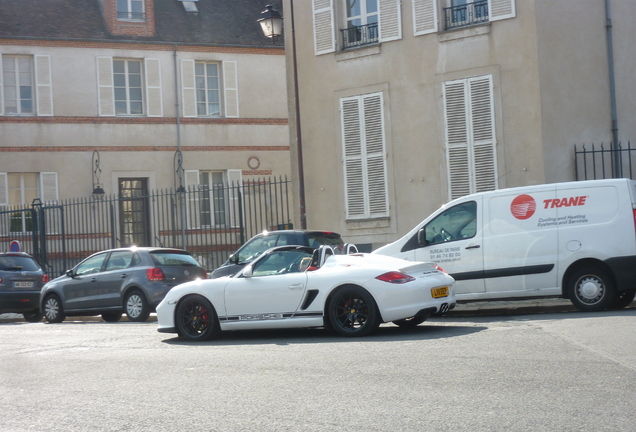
[288,284,304,291]
[465,244,481,250]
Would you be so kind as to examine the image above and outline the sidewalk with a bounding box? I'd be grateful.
[445,297,578,317]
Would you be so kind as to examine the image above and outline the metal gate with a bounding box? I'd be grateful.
[0,176,293,277]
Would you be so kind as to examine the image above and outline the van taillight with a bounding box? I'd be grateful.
[146,268,165,281]
[41,274,49,283]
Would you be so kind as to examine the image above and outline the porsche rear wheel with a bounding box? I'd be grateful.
[175,295,219,341]
[327,286,380,337]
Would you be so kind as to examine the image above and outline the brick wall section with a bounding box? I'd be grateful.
[101,0,156,36]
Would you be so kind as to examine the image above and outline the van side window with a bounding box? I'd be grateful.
[424,201,477,246]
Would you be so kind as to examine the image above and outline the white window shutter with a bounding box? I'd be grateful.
[223,61,239,118]
[341,97,365,219]
[443,76,497,200]
[313,0,335,55]
[144,58,163,117]
[184,170,201,229]
[97,56,115,116]
[34,55,53,116]
[444,80,471,199]
[468,76,498,192]
[181,59,197,118]
[489,0,516,21]
[0,173,8,206]
[227,169,243,228]
[362,94,389,217]
[379,0,402,42]
[40,172,58,203]
[413,0,438,36]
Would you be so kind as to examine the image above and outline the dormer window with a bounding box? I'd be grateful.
[117,0,145,21]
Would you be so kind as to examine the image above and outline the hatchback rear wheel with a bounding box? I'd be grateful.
[125,290,150,322]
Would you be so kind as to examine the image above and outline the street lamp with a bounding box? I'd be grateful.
[258,2,307,229]
[92,150,106,199]
[258,4,284,42]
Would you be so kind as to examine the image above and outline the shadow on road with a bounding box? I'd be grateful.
[160,323,487,346]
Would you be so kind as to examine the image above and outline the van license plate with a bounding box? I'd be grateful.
[14,281,34,288]
[431,287,449,298]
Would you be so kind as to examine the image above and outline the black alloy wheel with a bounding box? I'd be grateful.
[175,295,219,342]
[43,294,66,323]
[327,286,380,337]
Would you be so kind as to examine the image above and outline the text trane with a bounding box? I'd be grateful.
[542,196,588,209]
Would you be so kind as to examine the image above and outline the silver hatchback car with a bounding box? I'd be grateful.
[40,247,207,323]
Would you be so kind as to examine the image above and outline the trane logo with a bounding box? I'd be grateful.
[543,196,588,209]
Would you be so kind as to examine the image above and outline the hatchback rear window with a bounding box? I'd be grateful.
[0,256,41,271]
[306,232,344,249]
[150,251,200,266]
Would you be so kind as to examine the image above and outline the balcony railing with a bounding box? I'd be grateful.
[117,11,146,21]
[444,1,489,30]
[341,22,379,50]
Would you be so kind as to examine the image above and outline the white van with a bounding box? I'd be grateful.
[373,179,636,312]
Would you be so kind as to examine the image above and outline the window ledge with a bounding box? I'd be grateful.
[346,217,390,230]
[336,44,381,62]
[439,23,491,42]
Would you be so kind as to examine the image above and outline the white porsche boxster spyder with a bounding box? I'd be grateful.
[156,245,456,341]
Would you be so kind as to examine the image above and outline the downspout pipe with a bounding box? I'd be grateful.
[605,0,621,177]
[174,45,187,248]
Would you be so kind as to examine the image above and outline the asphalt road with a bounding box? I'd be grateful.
[1,306,636,432]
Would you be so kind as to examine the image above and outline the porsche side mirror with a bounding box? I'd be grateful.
[242,265,253,278]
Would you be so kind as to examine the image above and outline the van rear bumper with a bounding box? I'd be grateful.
[605,256,636,291]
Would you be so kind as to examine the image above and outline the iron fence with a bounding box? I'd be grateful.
[0,176,293,277]
[341,22,379,50]
[444,0,489,30]
[574,142,636,180]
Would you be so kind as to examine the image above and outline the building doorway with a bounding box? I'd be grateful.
[118,178,150,247]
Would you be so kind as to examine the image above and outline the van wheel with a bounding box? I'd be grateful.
[611,290,635,310]
[567,267,615,312]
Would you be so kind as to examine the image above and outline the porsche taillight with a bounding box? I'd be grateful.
[146,267,165,281]
[376,271,416,284]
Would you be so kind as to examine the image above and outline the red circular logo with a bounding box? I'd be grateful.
[510,194,536,220]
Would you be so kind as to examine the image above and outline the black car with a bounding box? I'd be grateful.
[40,247,207,323]
[0,252,49,322]
[211,230,344,278]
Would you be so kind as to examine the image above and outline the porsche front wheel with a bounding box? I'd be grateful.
[327,286,380,337]
[175,295,219,341]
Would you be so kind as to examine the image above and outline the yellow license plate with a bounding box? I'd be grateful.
[431,286,449,298]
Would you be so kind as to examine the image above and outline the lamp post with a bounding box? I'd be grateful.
[92,150,106,199]
[259,2,307,229]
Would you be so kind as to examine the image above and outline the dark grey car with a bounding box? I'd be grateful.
[210,230,344,278]
[0,252,49,322]
[40,247,206,323]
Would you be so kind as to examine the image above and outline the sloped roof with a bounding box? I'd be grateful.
[0,0,284,47]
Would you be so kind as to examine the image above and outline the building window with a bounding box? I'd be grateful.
[444,0,489,29]
[117,0,145,20]
[443,75,498,199]
[198,171,227,227]
[342,0,379,49]
[113,59,143,116]
[195,62,221,117]
[2,56,34,115]
[0,172,58,233]
[340,92,389,220]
